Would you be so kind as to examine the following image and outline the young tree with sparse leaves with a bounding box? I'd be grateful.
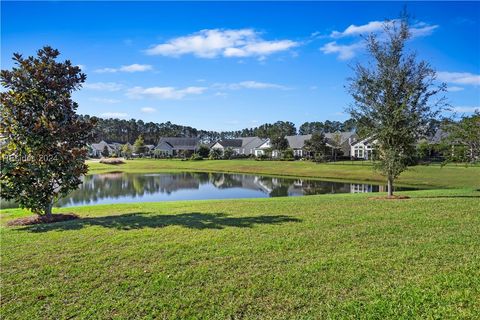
[133,135,147,156]
[121,143,132,159]
[348,13,446,196]
[0,46,93,216]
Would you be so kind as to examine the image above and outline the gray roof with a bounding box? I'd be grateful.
[428,129,449,144]
[217,139,243,148]
[285,135,312,149]
[156,137,199,150]
[324,132,357,145]
[91,140,117,152]
[286,132,357,149]
[216,137,267,149]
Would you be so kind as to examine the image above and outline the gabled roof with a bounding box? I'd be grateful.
[285,135,312,149]
[324,132,357,145]
[241,137,268,149]
[156,137,199,150]
[91,140,117,152]
[216,139,243,148]
[215,137,267,149]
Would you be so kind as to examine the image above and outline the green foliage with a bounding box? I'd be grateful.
[223,147,234,159]
[209,148,222,160]
[270,135,289,151]
[101,146,110,158]
[283,148,294,160]
[0,46,93,215]
[442,112,480,164]
[197,145,210,158]
[189,154,204,161]
[133,135,147,155]
[348,13,446,195]
[304,132,328,159]
[121,144,133,159]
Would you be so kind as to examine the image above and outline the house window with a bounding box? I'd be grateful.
[354,147,364,158]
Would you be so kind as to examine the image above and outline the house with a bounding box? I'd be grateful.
[284,132,358,158]
[325,132,358,157]
[253,139,282,157]
[350,136,377,160]
[89,140,120,158]
[211,137,267,156]
[154,137,200,157]
[285,135,313,157]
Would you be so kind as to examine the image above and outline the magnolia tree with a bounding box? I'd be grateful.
[348,14,446,196]
[0,47,93,216]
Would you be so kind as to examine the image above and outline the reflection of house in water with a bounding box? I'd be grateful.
[350,184,378,193]
[156,173,200,194]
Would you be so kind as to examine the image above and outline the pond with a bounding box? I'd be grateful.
[27,172,412,208]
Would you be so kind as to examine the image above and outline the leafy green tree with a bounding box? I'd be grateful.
[0,46,93,217]
[304,132,328,160]
[121,143,133,159]
[133,135,146,156]
[442,112,480,164]
[101,145,110,158]
[270,135,289,151]
[223,147,234,159]
[209,148,222,160]
[348,14,445,196]
[197,145,210,158]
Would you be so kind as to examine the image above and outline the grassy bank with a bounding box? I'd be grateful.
[87,159,480,189]
[1,188,479,318]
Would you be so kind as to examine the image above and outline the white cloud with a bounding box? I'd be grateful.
[141,107,157,113]
[91,97,121,104]
[101,112,129,118]
[214,81,289,90]
[127,86,207,100]
[331,20,386,38]
[451,106,479,113]
[145,29,299,59]
[320,41,364,60]
[95,64,153,73]
[83,82,123,91]
[409,22,439,38]
[437,71,480,86]
[447,86,464,92]
[324,20,438,60]
[330,19,438,39]
[76,64,86,71]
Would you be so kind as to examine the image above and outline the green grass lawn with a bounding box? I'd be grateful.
[2,160,479,318]
[87,159,480,189]
[1,189,480,318]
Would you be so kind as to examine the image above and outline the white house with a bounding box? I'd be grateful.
[350,136,377,159]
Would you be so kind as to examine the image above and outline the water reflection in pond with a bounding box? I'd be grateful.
[46,172,412,207]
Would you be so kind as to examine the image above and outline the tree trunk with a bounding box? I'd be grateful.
[387,176,394,197]
[44,202,53,218]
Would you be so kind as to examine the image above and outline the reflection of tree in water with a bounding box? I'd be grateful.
[52,172,389,207]
[57,172,201,206]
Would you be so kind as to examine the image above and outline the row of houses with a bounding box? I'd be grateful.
[88,132,373,159]
[88,129,448,160]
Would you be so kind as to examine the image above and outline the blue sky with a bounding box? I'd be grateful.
[2,1,479,131]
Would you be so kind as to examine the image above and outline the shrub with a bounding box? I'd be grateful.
[190,154,204,161]
[99,158,125,165]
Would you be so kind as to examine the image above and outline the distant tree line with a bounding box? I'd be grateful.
[80,116,358,144]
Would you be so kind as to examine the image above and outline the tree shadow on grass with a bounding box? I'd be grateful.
[17,212,301,233]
